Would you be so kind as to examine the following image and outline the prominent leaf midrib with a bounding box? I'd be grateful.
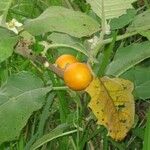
[106,41,150,76]
[0,86,51,108]
[87,0,135,19]
[10,86,50,100]
[116,54,150,77]
[24,6,100,38]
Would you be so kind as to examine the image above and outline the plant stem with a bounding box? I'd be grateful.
[92,0,105,57]
[102,31,138,44]
[100,0,106,40]
[15,40,64,78]
[52,86,68,90]
[77,103,80,150]
[93,31,138,57]
[97,31,117,77]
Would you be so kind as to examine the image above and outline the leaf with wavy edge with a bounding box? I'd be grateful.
[86,0,136,34]
[86,0,136,20]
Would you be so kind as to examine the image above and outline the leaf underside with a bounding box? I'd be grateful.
[86,0,136,20]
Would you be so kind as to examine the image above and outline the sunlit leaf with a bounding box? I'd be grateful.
[86,77,135,141]
[24,6,100,38]
[86,0,136,20]
[86,0,136,34]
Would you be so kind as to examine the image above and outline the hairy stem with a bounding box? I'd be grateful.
[93,31,138,57]
[15,40,64,78]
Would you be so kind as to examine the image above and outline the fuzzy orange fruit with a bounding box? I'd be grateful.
[55,54,78,69]
[64,62,93,91]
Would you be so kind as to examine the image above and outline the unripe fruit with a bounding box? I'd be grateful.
[55,54,78,69]
[64,62,93,91]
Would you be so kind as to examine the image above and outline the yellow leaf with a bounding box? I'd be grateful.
[85,77,135,141]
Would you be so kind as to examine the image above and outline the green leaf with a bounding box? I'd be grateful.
[0,27,18,63]
[110,9,136,30]
[143,110,150,150]
[121,67,150,99]
[139,30,150,41]
[106,41,150,77]
[128,10,150,33]
[31,124,77,150]
[48,33,83,49]
[132,127,144,139]
[0,0,13,24]
[86,0,136,34]
[0,27,16,37]
[47,32,86,55]
[24,6,100,38]
[0,72,52,144]
[86,0,136,20]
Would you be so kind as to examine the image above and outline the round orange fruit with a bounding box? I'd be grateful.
[64,62,93,91]
[55,54,78,69]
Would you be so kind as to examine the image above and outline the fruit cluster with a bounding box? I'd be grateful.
[55,54,93,91]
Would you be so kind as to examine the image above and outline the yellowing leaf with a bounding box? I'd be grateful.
[85,77,135,141]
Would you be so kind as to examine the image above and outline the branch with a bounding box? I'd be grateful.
[92,31,138,57]
[15,40,64,78]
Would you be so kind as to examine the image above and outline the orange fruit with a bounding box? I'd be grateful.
[64,62,93,91]
[55,54,78,69]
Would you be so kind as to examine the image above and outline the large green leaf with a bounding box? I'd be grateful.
[143,110,150,150]
[121,67,150,99]
[106,41,150,76]
[47,32,87,55]
[0,72,52,144]
[86,0,136,34]
[128,10,150,33]
[24,6,100,38]
[86,0,136,19]
[110,9,136,30]
[0,27,18,63]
